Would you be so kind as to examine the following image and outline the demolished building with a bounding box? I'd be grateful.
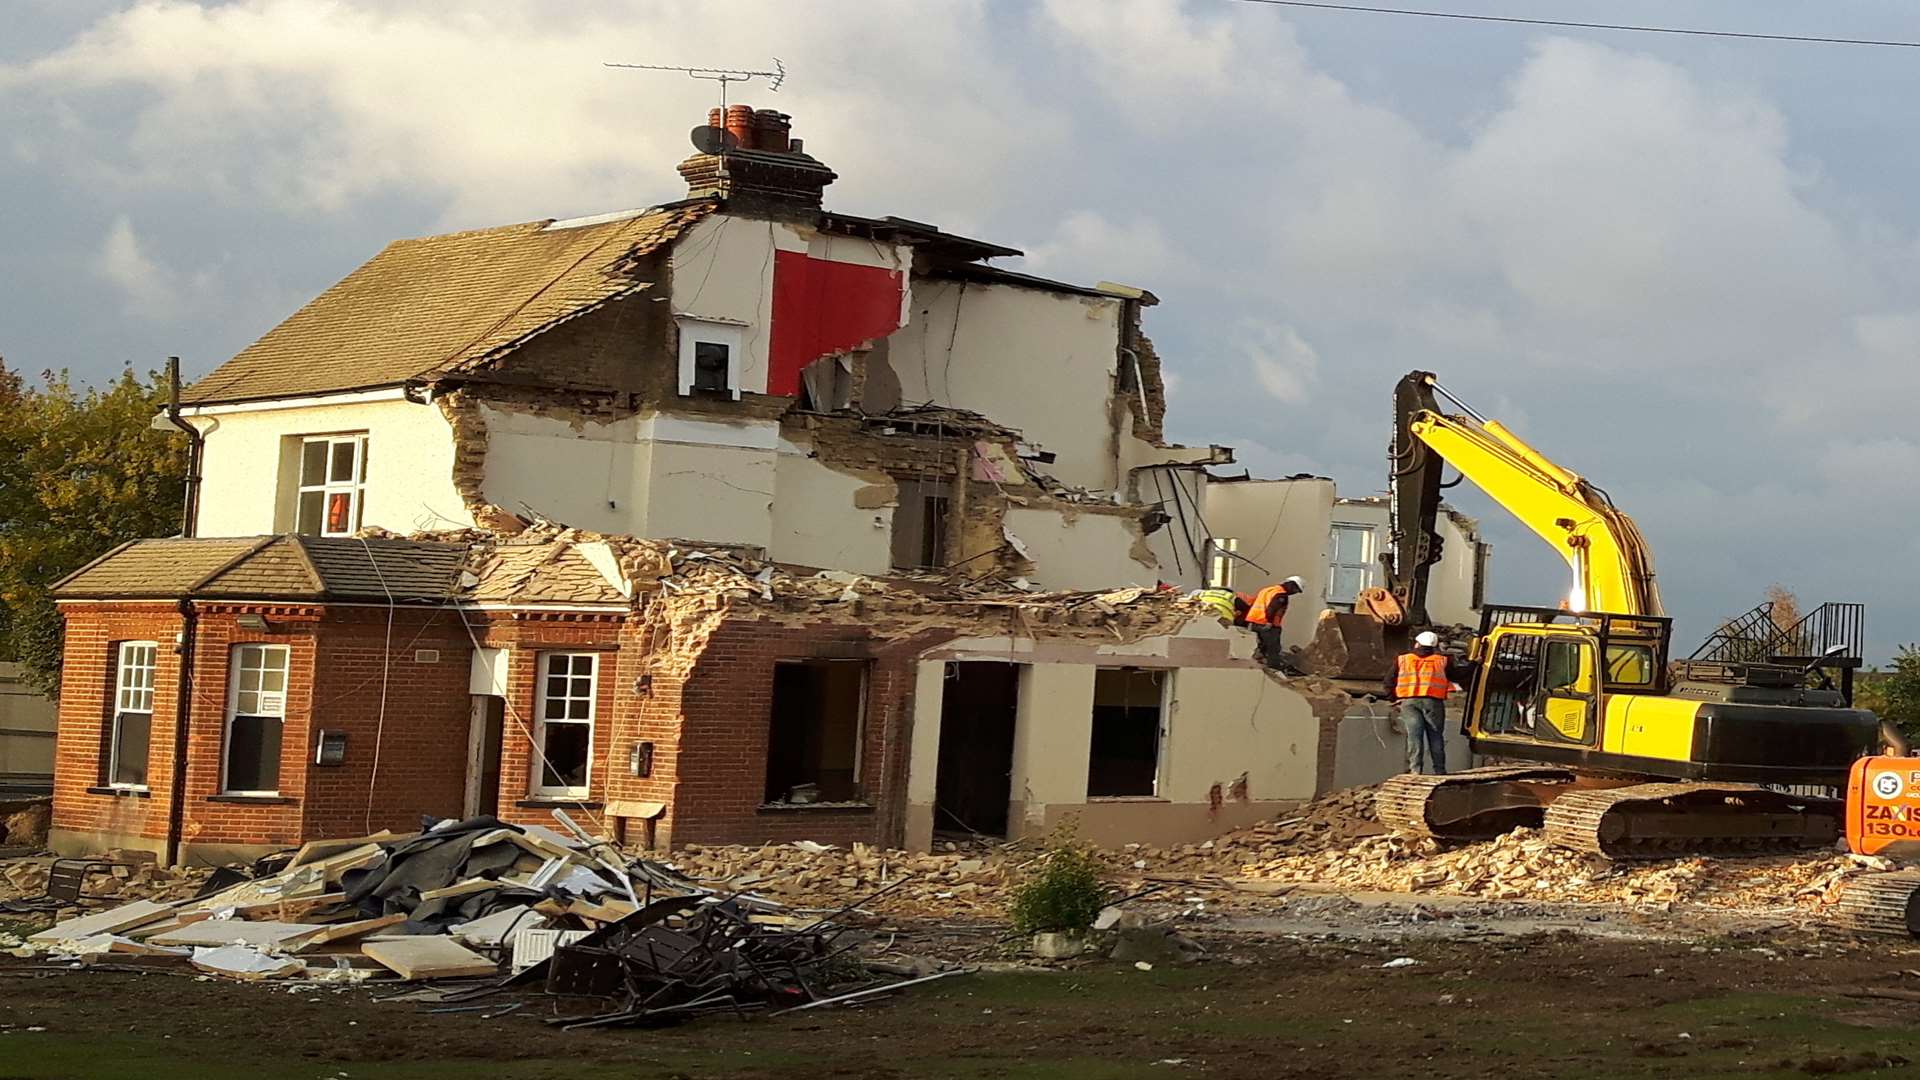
[48,106,1488,862]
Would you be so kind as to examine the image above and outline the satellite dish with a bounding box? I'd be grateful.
[690,126,739,155]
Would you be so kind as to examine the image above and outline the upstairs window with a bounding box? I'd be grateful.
[1206,537,1239,590]
[296,434,367,537]
[891,479,950,570]
[677,318,745,400]
[1327,523,1377,609]
[108,642,157,789]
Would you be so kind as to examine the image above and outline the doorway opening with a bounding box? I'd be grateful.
[933,662,1020,838]
[464,695,505,818]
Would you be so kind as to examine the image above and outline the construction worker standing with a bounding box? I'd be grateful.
[1385,630,1468,775]
[1246,576,1305,667]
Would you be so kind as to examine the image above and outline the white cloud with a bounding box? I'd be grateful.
[1243,322,1319,405]
[95,214,172,317]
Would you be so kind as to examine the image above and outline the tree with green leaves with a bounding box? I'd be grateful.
[1855,647,1920,743]
[0,358,187,692]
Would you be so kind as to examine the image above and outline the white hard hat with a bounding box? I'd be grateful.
[1283,576,1306,589]
[1414,631,1441,647]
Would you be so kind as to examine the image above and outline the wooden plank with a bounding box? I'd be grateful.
[29,900,174,942]
[566,897,637,924]
[360,937,499,980]
[150,920,322,948]
[285,913,408,953]
[232,892,349,922]
[417,879,501,902]
[287,831,408,869]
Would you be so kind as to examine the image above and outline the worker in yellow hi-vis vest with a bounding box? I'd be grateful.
[1384,630,1471,775]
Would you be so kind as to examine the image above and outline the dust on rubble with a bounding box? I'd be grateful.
[657,785,1871,922]
[0,851,213,911]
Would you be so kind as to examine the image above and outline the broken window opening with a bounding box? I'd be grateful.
[223,644,289,794]
[294,434,367,537]
[534,653,596,797]
[799,354,856,412]
[890,478,951,570]
[1087,667,1166,798]
[692,341,731,393]
[108,641,157,789]
[764,659,868,805]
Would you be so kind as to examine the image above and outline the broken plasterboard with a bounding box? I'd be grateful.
[191,945,307,981]
[29,900,174,943]
[361,937,499,980]
[284,914,408,953]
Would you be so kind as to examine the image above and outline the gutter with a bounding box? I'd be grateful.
[161,357,204,539]
[163,599,197,867]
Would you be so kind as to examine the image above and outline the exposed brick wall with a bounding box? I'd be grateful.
[471,613,626,831]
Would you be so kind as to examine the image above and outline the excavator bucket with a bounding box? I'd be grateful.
[1300,610,1401,681]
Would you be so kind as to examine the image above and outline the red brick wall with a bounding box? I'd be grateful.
[300,607,472,840]
[51,603,183,845]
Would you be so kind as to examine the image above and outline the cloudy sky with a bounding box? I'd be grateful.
[5,0,1920,658]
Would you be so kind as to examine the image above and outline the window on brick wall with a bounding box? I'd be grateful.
[223,644,289,794]
[534,653,596,797]
[294,434,368,537]
[764,659,868,805]
[108,641,157,788]
[1087,667,1167,798]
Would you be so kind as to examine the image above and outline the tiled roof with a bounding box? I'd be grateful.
[52,536,466,603]
[181,201,716,405]
[465,541,626,606]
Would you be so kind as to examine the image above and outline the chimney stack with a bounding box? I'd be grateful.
[679,104,836,219]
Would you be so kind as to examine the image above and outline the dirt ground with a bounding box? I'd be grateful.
[7,899,1920,1079]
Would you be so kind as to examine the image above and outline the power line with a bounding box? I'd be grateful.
[1222,0,1920,49]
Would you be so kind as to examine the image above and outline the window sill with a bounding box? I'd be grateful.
[1086,796,1170,803]
[85,785,151,799]
[516,798,603,810]
[757,801,874,814]
[208,794,296,805]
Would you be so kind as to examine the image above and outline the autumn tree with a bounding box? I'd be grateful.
[1766,583,1802,637]
[0,359,187,691]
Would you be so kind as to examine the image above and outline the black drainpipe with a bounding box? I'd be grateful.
[162,357,203,538]
[164,599,197,867]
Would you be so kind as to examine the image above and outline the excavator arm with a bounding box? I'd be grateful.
[1384,370,1662,620]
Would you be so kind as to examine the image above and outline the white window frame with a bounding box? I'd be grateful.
[532,652,598,798]
[1327,523,1379,609]
[222,644,291,796]
[295,433,368,537]
[108,641,158,790]
[676,318,745,401]
[1206,537,1239,591]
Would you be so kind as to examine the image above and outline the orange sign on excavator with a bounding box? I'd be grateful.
[1846,755,1920,858]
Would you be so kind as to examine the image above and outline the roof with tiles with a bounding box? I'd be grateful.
[464,541,627,606]
[52,536,467,603]
[181,201,716,405]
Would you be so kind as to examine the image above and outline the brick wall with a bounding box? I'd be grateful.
[51,603,184,846]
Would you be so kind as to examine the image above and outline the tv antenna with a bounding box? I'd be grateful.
[603,57,785,118]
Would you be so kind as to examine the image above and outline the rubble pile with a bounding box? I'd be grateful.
[1236,827,1868,911]
[668,841,1016,919]
[0,854,213,909]
[3,816,945,1021]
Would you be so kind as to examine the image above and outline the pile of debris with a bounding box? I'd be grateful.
[7,816,947,1022]
[2,853,213,910]
[667,841,1016,920]
[1234,826,1868,911]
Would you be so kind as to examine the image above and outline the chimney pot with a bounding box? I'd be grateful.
[724,104,757,151]
[753,109,791,153]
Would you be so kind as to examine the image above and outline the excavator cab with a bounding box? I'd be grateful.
[1463,607,1672,756]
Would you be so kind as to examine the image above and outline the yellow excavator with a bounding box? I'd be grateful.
[1356,371,1884,859]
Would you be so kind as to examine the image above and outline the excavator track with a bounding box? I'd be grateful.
[1375,765,1576,842]
[1542,782,1842,860]
[1831,871,1920,937]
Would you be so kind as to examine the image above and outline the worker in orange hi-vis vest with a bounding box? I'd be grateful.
[1244,576,1305,668]
[1384,630,1471,775]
